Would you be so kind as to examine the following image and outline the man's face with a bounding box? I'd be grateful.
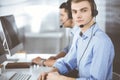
[60,8,68,26]
[60,8,73,28]
[71,1,92,26]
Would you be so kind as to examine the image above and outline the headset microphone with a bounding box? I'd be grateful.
[79,16,94,28]
[59,18,69,28]
[60,25,63,28]
[79,25,84,28]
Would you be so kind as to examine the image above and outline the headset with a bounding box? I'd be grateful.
[72,0,98,69]
[59,1,72,28]
[66,0,72,19]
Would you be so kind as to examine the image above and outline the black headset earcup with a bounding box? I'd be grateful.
[68,11,72,19]
[93,9,98,17]
[67,0,72,19]
[92,0,98,17]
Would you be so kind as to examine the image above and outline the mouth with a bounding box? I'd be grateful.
[76,20,84,23]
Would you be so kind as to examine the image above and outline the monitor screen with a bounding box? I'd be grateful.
[0,15,23,56]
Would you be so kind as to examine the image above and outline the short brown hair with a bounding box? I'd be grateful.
[71,0,98,17]
[59,2,72,19]
[59,2,68,13]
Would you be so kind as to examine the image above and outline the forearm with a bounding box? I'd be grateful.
[43,52,66,67]
[47,71,76,80]
[60,75,76,80]
[49,67,59,73]
[55,52,66,59]
[44,60,56,67]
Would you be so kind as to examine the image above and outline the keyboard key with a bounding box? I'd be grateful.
[9,73,31,80]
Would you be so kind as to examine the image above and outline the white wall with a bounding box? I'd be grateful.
[95,0,106,32]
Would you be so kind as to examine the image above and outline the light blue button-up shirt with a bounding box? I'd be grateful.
[62,26,79,54]
[53,23,115,80]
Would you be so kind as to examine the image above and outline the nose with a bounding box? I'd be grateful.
[76,12,82,19]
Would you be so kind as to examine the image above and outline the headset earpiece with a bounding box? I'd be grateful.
[91,0,98,17]
[66,0,72,19]
[92,9,98,17]
[68,10,72,19]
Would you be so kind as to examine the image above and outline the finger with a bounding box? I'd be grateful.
[42,72,47,80]
[38,73,45,80]
[38,75,42,80]
[42,75,44,80]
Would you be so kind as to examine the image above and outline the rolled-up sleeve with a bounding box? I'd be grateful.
[53,58,69,74]
[62,45,71,54]
[53,47,77,74]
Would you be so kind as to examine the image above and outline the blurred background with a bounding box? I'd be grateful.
[0,0,120,77]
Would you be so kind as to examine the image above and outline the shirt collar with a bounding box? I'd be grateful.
[81,23,99,39]
[71,25,80,36]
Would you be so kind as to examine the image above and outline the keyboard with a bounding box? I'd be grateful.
[9,73,31,80]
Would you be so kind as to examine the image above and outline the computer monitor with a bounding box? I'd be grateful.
[0,15,23,56]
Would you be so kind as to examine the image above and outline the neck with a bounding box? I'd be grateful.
[67,19,74,28]
[81,19,95,33]
[71,20,74,28]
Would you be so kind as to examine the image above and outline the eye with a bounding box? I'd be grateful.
[60,14,64,17]
[72,10,77,14]
[81,9,87,13]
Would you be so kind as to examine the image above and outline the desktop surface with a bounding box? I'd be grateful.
[0,53,55,80]
[0,66,52,80]
[6,53,56,62]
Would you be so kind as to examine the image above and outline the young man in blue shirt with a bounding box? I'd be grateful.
[38,0,115,80]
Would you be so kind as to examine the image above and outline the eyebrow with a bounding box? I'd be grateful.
[72,7,89,11]
[81,7,88,11]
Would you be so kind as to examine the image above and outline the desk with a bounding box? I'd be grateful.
[6,53,56,62]
[0,53,55,80]
[0,67,52,80]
